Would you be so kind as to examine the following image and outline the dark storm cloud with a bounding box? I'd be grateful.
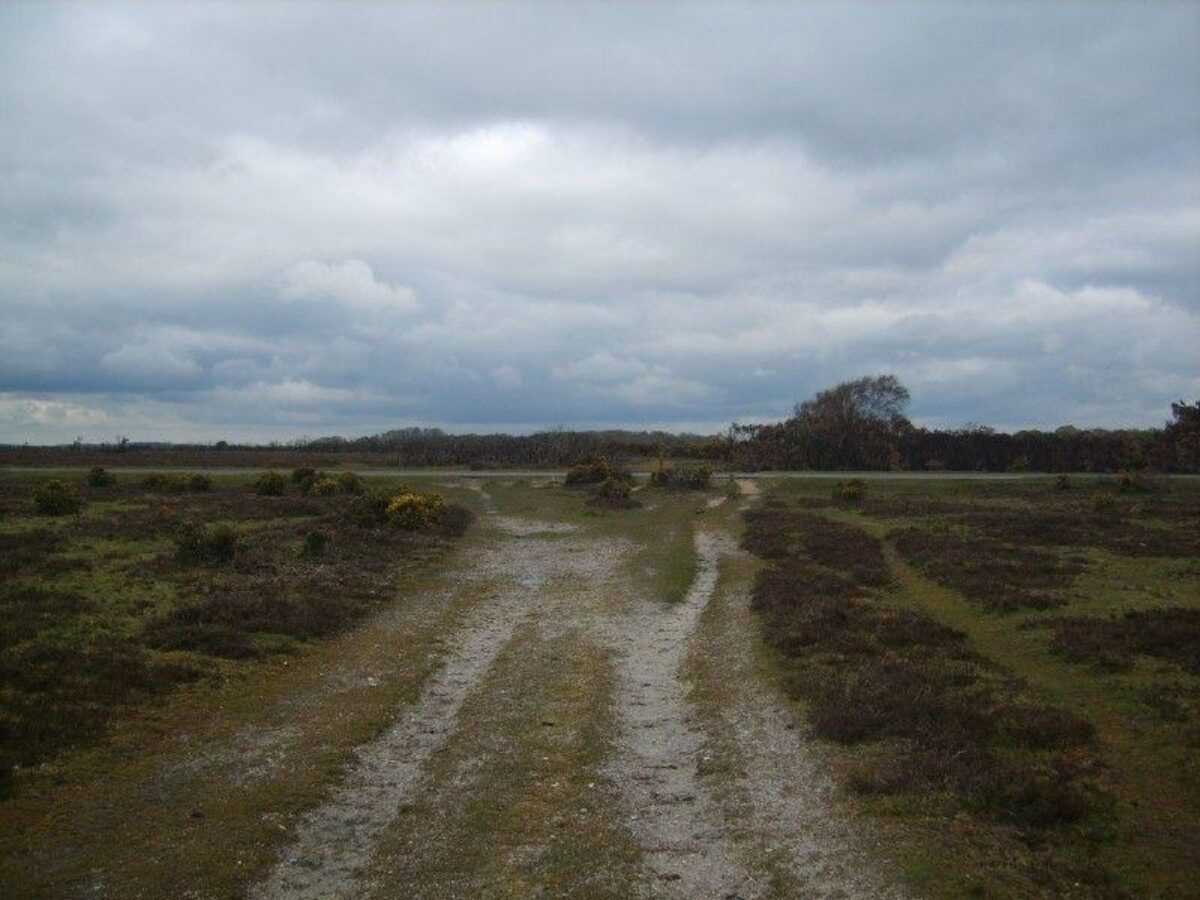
[0,2,1197,442]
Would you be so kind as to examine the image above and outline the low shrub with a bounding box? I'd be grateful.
[33,480,83,516]
[142,472,210,493]
[291,467,334,495]
[290,467,319,491]
[437,503,474,537]
[310,477,340,496]
[1092,494,1118,516]
[587,476,641,509]
[336,471,365,494]
[142,472,168,490]
[87,466,117,487]
[173,523,240,565]
[1116,470,1148,494]
[650,463,713,490]
[1055,474,1072,491]
[564,456,632,487]
[832,478,866,503]
[345,492,390,527]
[386,491,446,530]
[252,470,287,496]
[1049,607,1200,674]
[742,498,1107,844]
[894,526,1080,612]
[302,530,330,558]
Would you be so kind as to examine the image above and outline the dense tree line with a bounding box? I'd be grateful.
[300,427,719,467]
[724,376,1200,474]
[3,378,1195,473]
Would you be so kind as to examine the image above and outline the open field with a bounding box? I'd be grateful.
[0,468,1196,898]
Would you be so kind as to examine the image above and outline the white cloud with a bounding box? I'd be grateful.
[279,259,418,312]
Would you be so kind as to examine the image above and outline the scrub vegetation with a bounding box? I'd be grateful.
[0,471,472,799]
[742,476,1200,898]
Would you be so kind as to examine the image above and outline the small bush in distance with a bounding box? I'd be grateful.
[34,480,83,516]
[174,523,240,564]
[587,476,641,509]
[832,479,865,503]
[310,477,339,496]
[302,530,329,558]
[1116,471,1148,494]
[252,471,287,496]
[387,491,446,530]
[290,467,319,490]
[1092,494,1117,517]
[345,492,390,527]
[87,466,117,487]
[438,504,474,537]
[336,471,365,494]
[142,472,173,491]
[565,456,632,487]
[1054,474,1071,491]
[651,462,713,490]
[188,473,212,492]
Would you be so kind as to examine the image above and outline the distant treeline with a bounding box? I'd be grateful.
[724,376,1200,474]
[0,428,718,470]
[2,378,1196,473]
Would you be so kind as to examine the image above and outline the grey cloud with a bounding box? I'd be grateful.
[0,3,1197,443]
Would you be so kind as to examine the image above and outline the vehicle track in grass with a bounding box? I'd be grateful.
[5,479,908,899]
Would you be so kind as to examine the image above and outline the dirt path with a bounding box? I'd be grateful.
[254,489,634,899]
[250,488,908,899]
[6,484,907,898]
[251,562,541,899]
[602,529,757,897]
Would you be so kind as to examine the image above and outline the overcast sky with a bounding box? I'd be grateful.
[2,2,1198,443]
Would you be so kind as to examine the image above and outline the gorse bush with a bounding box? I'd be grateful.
[345,492,390,527]
[285,465,314,487]
[587,476,641,509]
[650,462,713,490]
[34,480,83,516]
[386,491,445,530]
[336,471,364,494]
[142,473,171,491]
[142,472,210,493]
[1117,471,1148,494]
[87,466,117,488]
[1055,474,1072,491]
[252,471,287,496]
[310,477,340,496]
[173,523,240,565]
[832,479,866,503]
[564,456,632,487]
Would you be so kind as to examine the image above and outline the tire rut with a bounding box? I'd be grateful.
[253,490,633,900]
[603,529,758,898]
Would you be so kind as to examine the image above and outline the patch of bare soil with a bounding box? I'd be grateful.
[736,479,762,497]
